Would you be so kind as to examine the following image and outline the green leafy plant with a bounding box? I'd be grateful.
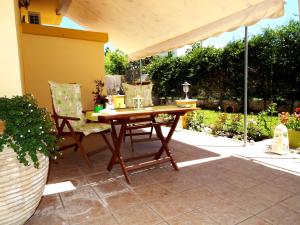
[92,80,107,106]
[226,114,243,135]
[211,113,228,135]
[0,94,58,167]
[247,119,264,141]
[187,110,205,131]
[257,103,277,137]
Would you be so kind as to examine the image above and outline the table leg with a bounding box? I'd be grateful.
[107,120,131,183]
[151,114,180,170]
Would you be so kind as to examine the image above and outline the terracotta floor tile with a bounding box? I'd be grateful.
[48,176,88,188]
[121,171,158,188]
[60,186,100,204]
[25,194,68,225]
[134,183,174,202]
[25,214,69,225]
[237,216,272,225]
[167,210,220,225]
[158,175,199,193]
[200,199,252,225]
[181,185,221,209]
[269,173,300,193]
[36,194,63,210]
[248,183,293,203]
[204,179,244,200]
[64,198,110,224]
[147,193,194,220]
[280,193,300,213]
[48,166,83,181]
[38,134,300,225]
[112,203,163,225]
[222,171,262,189]
[240,165,284,182]
[92,179,128,197]
[257,204,300,225]
[70,214,118,225]
[230,190,274,215]
[85,172,114,184]
[146,167,185,183]
[103,190,143,211]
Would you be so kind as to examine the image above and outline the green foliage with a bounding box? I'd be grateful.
[186,109,278,141]
[0,95,58,167]
[105,48,129,75]
[226,114,243,135]
[146,55,189,98]
[211,113,228,135]
[145,20,300,106]
[186,110,205,131]
[247,119,264,141]
[92,80,107,105]
[257,103,278,137]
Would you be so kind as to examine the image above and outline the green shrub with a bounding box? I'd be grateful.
[187,110,205,131]
[211,113,228,135]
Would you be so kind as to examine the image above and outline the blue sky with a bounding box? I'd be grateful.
[60,0,298,55]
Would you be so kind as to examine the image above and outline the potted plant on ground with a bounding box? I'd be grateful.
[279,111,300,149]
[92,80,107,111]
[0,94,58,225]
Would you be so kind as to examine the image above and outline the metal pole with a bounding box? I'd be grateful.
[244,26,248,147]
[139,59,142,85]
[298,0,300,22]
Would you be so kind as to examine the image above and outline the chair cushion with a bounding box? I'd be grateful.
[122,83,153,108]
[74,123,111,136]
[49,81,85,128]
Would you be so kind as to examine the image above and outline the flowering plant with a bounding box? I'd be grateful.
[279,112,300,131]
[0,94,58,167]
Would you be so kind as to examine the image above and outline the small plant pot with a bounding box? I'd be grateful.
[288,130,300,149]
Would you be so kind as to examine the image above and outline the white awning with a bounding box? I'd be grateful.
[66,0,284,60]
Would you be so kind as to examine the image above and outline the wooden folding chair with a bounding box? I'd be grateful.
[122,83,155,151]
[49,81,114,167]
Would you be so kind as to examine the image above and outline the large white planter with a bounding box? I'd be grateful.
[0,146,49,225]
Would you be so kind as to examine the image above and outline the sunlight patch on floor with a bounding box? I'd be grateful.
[177,155,229,168]
[43,181,76,195]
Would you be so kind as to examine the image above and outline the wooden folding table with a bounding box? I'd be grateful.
[90,105,196,183]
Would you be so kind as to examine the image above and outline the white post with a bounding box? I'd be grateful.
[298,0,300,21]
[244,26,248,147]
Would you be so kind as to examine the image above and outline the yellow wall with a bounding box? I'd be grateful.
[22,25,108,111]
[0,0,24,97]
[20,0,63,25]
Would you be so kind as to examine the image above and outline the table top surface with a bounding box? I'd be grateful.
[86,105,198,121]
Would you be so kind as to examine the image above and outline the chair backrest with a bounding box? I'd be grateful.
[122,83,153,108]
[48,81,85,128]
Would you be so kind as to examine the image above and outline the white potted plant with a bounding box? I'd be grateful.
[0,94,58,225]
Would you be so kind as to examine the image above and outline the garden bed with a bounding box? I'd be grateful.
[186,108,279,141]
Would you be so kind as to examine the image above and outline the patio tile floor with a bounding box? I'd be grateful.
[25,130,300,225]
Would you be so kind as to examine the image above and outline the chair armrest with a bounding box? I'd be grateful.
[51,115,81,121]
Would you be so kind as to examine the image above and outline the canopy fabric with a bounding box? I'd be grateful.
[66,0,284,60]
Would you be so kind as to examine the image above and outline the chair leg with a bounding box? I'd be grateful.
[100,132,115,153]
[70,133,93,167]
[149,126,154,139]
[129,129,134,152]
[74,133,84,152]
